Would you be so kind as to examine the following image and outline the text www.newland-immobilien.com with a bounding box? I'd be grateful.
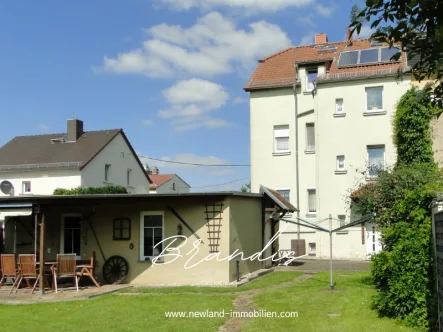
[165,310,299,318]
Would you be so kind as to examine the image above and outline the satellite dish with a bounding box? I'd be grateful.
[0,181,14,195]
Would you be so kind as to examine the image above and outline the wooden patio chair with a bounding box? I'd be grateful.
[0,254,19,295]
[52,254,78,293]
[16,254,40,294]
[76,251,100,288]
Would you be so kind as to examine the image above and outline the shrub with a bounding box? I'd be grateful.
[53,186,128,195]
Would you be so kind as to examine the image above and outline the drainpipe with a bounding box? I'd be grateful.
[293,63,300,240]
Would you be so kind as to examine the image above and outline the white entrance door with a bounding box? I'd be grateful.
[366,223,382,256]
[61,216,81,259]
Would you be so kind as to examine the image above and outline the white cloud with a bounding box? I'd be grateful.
[38,124,49,133]
[159,0,313,13]
[159,78,232,131]
[299,31,318,46]
[296,15,315,28]
[141,119,154,126]
[94,12,291,78]
[232,96,248,104]
[315,3,337,17]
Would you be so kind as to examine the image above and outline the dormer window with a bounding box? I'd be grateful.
[306,68,318,91]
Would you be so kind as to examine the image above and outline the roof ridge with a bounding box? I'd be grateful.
[12,128,122,140]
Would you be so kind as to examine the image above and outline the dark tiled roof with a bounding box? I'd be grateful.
[244,39,407,90]
[0,130,121,170]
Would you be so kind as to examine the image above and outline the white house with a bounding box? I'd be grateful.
[0,118,151,197]
[245,32,412,260]
[148,167,191,194]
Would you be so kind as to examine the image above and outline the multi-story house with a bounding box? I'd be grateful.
[245,32,412,260]
[0,118,151,197]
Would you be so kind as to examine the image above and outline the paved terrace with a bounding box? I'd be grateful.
[0,284,130,304]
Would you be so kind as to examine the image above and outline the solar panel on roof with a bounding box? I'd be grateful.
[381,47,400,62]
[360,49,379,64]
[338,51,359,66]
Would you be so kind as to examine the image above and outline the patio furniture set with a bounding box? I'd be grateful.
[0,253,100,294]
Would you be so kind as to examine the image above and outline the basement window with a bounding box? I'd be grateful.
[22,181,31,193]
[308,243,316,256]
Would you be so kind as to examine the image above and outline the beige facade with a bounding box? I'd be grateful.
[249,69,411,260]
[2,193,267,285]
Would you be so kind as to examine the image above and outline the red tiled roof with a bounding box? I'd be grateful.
[149,174,174,189]
[244,39,407,91]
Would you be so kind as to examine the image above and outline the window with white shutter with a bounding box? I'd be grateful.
[306,123,315,152]
[274,125,290,153]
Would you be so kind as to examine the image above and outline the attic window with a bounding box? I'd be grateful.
[337,47,400,67]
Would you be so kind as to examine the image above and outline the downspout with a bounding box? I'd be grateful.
[293,63,300,240]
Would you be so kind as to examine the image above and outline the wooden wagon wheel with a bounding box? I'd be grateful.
[102,255,129,284]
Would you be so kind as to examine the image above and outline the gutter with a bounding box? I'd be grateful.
[293,63,301,240]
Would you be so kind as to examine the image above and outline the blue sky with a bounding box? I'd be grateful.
[0,0,366,191]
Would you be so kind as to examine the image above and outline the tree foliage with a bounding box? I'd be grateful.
[53,186,128,195]
[393,87,440,166]
[241,182,251,193]
[349,0,443,107]
[350,88,441,330]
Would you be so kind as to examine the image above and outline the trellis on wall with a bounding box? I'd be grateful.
[204,202,224,253]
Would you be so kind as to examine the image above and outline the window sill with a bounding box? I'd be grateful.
[335,170,347,175]
[306,213,317,218]
[303,90,314,95]
[126,185,135,189]
[103,181,114,185]
[308,253,316,256]
[365,176,378,181]
[139,257,164,263]
[363,110,386,116]
[272,151,291,156]
[20,193,34,195]
[333,113,346,118]
[304,150,315,154]
[336,231,349,235]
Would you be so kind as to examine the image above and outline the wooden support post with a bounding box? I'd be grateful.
[39,214,45,295]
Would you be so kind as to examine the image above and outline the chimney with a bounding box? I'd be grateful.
[315,33,328,44]
[67,118,84,142]
[346,28,353,46]
[151,166,159,175]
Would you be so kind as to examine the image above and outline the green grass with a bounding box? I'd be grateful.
[243,271,417,332]
[121,271,303,294]
[0,294,234,332]
[0,271,418,331]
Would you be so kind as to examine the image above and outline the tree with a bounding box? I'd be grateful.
[350,0,443,107]
[241,182,251,193]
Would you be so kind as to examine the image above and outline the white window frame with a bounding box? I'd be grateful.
[105,164,111,182]
[365,87,384,112]
[305,123,315,152]
[307,187,317,215]
[305,68,318,92]
[140,211,164,261]
[367,145,386,178]
[60,213,82,260]
[335,98,344,114]
[336,155,346,171]
[127,168,132,186]
[274,125,290,154]
[275,188,291,215]
[22,181,31,194]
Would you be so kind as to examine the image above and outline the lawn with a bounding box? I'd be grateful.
[243,271,417,332]
[0,294,234,332]
[121,271,303,294]
[0,271,418,332]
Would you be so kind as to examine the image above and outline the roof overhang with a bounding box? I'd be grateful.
[260,185,298,213]
[0,203,34,221]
